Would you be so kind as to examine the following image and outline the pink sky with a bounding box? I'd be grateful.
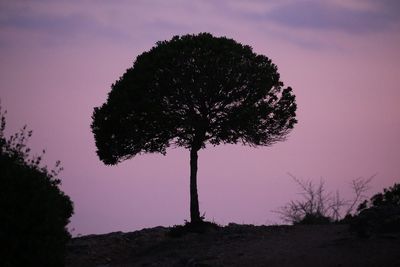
[1,0,399,235]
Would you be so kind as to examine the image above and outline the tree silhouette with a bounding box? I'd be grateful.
[91,33,297,223]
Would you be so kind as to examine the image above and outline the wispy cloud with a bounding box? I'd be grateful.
[238,0,400,34]
[0,0,399,50]
[0,1,131,46]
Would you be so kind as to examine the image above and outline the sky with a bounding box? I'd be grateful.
[1,0,399,236]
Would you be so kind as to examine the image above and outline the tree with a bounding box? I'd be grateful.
[91,33,297,223]
[0,105,73,266]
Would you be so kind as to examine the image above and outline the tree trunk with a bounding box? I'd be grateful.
[190,148,201,223]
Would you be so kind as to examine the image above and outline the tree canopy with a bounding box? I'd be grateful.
[91,33,297,223]
[92,33,297,165]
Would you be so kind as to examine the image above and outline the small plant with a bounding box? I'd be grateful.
[350,183,400,237]
[0,104,73,266]
[276,173,373,225]
[296,212,331,225]
[168,219,221,238]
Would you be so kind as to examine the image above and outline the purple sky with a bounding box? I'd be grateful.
[1,0,399,236]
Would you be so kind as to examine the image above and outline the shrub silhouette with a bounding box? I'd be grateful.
[91,33,297,224]
[351,183,400,236]
[296,212,331,225]
[0,106,73,266]
[277,174,372,224]
[169,220,220,238]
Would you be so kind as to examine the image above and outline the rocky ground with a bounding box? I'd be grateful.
[66,224,400,267]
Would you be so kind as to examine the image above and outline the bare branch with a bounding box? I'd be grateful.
[345,174,375,215]
[276,174,374,224]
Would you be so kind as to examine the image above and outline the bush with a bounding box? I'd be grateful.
[295,212,331,225]
[277,174,372,225]
[0,106,73,266]
[350,183,400,237]
[169,220,220,238]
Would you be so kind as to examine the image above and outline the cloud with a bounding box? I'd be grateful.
[0,0,232,49]
[252,0,400,34]
[2,13,113,37]
[0,1,130,47]
[1,0,399,51]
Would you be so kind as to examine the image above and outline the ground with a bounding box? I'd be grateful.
[66,224,400,267]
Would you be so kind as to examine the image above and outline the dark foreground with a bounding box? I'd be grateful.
[66,224,400,267]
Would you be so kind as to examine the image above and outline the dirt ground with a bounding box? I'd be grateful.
[66,224,400,267]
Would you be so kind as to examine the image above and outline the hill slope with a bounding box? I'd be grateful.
[66,224,400,267]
